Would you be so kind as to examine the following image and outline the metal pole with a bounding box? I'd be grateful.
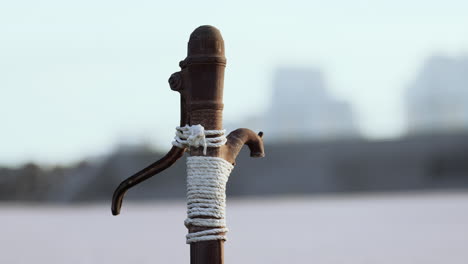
[111,25,265,264]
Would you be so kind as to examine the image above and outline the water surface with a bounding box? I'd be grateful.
[2,192,467,263]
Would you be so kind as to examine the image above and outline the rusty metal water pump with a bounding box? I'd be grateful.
[111,25,265,264]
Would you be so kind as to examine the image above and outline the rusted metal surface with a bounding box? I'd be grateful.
[111,146,184,215]
[111,25,264,264]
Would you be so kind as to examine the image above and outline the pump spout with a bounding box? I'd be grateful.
[222,129,265,164]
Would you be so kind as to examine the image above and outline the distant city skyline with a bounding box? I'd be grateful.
[264,67,358,141]
[406,55,468,134]
[2,0,468,165]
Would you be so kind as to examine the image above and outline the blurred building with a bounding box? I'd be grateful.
[265,67,358,142]
[406,55,468,134]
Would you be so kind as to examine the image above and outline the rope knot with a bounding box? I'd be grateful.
[172,124,227,155]
[187,124,206,150]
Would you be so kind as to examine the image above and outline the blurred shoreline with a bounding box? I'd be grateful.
[1,188,466,207]
[2,131,467,203]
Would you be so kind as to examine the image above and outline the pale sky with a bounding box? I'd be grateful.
[1,0,468,165]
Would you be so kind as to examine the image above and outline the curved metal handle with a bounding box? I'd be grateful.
[111,68,188,215]
[111,146,185,215]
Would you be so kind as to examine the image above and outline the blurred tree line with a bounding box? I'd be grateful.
[1,132,468,203]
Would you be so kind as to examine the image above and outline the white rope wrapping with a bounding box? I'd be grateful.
[184,156,234,244]
[172,124,227,155]
[171,124,232,243]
